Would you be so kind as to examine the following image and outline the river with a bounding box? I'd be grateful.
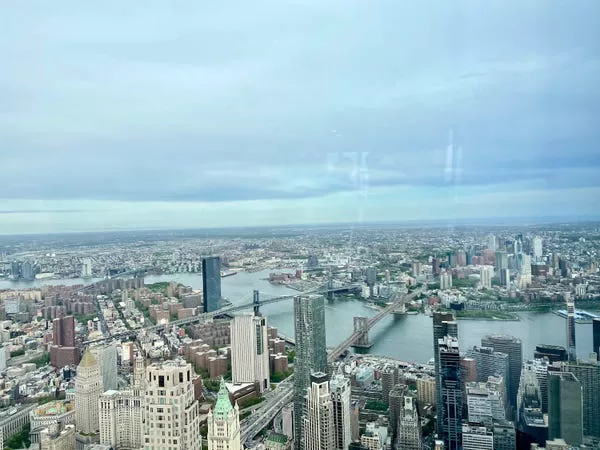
[1,271,595,363]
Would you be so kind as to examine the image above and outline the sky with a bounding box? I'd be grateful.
[1,1,599,234]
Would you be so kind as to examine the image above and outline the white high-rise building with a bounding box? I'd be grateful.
[230,314,270,393]
[74,349,103,435]
[486,234,497,251]
[329,375,351,450]
[303,373,334,450]
[207,379,241,450]
[440,272,453,290]
[99,390,143,449]
[143,360,202,450]
[532,237,543,261]
[462,424,494,450]
[480,266,493,290]
[81,258,93,278]
[396,396,421,450]
[466,382,505,425]
[0,344,7,372]
[518,254,532,289]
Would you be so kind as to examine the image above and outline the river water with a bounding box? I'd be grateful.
[1,271,594,363]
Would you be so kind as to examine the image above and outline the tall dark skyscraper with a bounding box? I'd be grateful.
[481,334,522,414]
[438,335,462,450]
[593,318,600,361]
[202,256,221,313]
[433,312,458,433]
[534,344,568,363]
[548,372,583,446]
[566,294,577,361]
[565,359,600,439]
[293,294,327,449]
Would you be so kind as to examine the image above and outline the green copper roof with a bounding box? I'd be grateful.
[212,378,233,419]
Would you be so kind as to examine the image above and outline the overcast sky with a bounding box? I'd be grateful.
[1,1,599,234]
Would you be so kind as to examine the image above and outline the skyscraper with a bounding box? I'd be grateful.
[75,350,103,435]
[564,358,600,438]
[90,343,118,391]
[293,294,327,448]
[566,294,577,361]
[99,389,143,449]
[532,236,543,261]
[534,345,568,363]
[438,335,462,450]
[207,379,241,450]
[468,346,509,390]
[230,315,270,393]
[202,256,222,312]
[480,266,493,289]
[516,362,547,448]
[493,420,517,450]
[329,375,351,450]
[303,373,334,450]
[593,318,600,361]
[396,395,421,450]
[481,334,522,413]
[389,383,409,442]
[466,382,505,425]
[433,312,457,432]
[50,316,79,367]
[496,251,508,271]
[548,372,583,446]
[144,360,202,450]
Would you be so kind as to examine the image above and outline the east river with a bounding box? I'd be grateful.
[1,270,594,363]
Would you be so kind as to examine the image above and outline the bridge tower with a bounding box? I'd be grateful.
[253,290,261,316]
[351,316,373,349]
[327,268,334,300]
[393,300,407,316]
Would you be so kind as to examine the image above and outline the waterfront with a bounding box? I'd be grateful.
[1,271,595,363]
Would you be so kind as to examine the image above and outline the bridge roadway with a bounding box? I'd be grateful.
[83,282,361,345]
[240,287,424,443]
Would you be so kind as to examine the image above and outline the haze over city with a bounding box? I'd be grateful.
[2,0,600,234]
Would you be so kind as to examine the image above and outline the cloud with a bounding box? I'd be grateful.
[0,0,599,232]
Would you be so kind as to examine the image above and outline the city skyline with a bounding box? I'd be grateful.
[1,1,600,234]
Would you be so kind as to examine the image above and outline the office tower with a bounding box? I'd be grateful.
[493,420,517,450]
[230,315,270,393]
[522,359,552,414]
[329,375,351,450]
[481,335,522,413]
[461,424,493,450]
[518,254,532,288]
[303,373,334,450]
[516,363,547,448]
[432,258,440,276]
[389,384,409,442]
[412,262,421,277]
[99,389,143,449]
[396,395,421,450]
[460,356,477,383]
[480,266,492,289]
[487,233,497,251]
[548,372,583,446]
[432,312,457,432]
[207,379,241,450]
[534,345,568,363]
[466,382,505,425]
[74,350,103,435]
[144,360,202,450]
[202,256,222,312]
[293,294,327,449]
[468,346,509,388]
[381,366,399,404]
[532,237,543,261]
[90,343,118,391]
[440,272,452,290]
[81,258,93,278]
[21,261,34,281]
[565,294,577,361]
[594,318,600,361]
[496,251,508,271]
[438,335,462,450]
[564,358,600,438]
[500,268,510,288]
